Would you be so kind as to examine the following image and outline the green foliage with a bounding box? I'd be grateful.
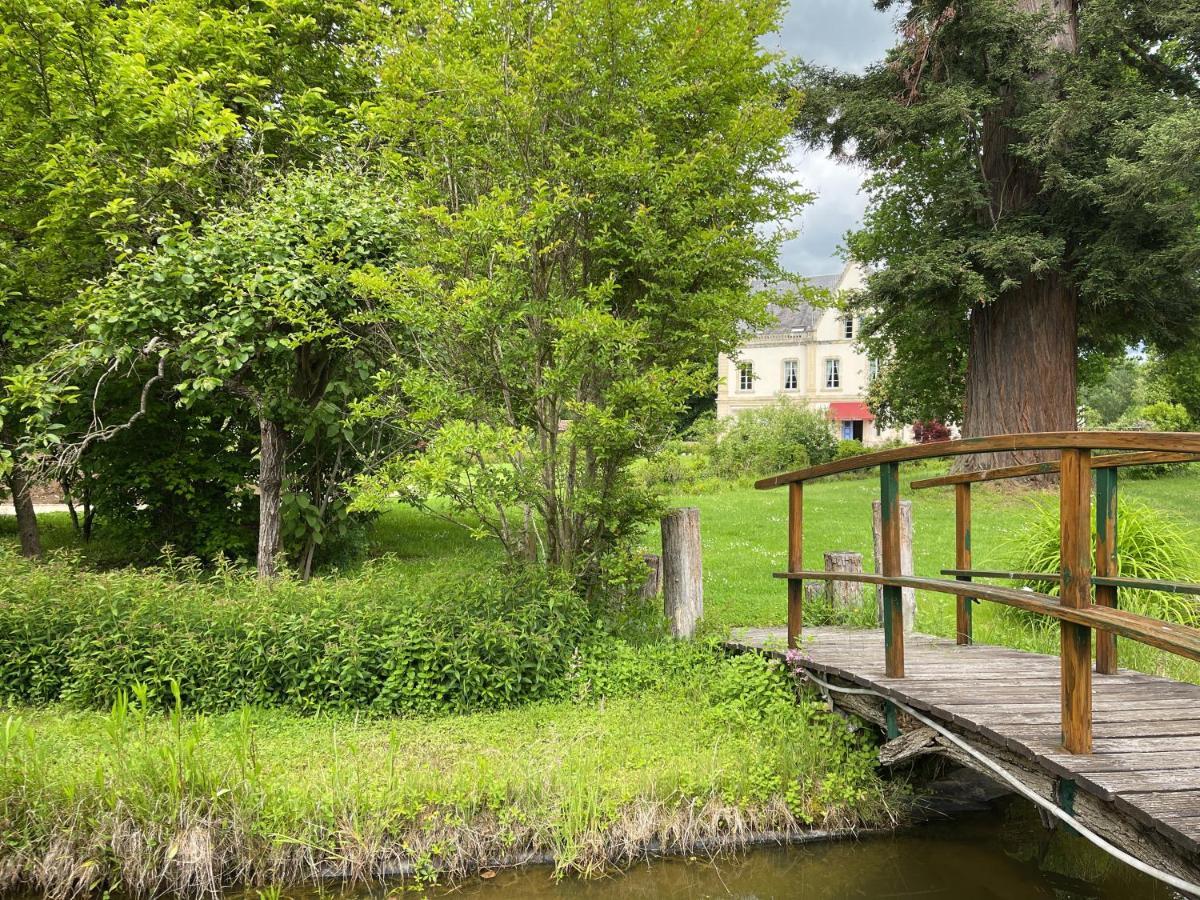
[75,388,259,561]
[351,0,805,588]
[0,549,590,714]
[1080,357,1143,426]
[633,439,721,494]
[81,169,414,573]
[834,439,868,461]
[1147,346,1200,425]
[1137,401,1193,433]
[1008,498,1199,627]
[700,403,838,479]
[0,0,379,465]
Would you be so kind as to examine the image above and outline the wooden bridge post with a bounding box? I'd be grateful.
[1060,448,1093,754]
[1095,467,1119,675]
[880,461,905,677]
[954,482,974,645]
[788,482,803,649]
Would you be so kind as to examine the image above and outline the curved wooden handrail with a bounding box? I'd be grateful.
[754,431,1200,489]
[910,450,1200,490]
[775,570,1200,663]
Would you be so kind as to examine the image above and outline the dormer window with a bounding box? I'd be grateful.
[842,314,854,339]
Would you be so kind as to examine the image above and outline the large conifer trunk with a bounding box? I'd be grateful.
[959,0,1079,468]
[962,276,1078,468]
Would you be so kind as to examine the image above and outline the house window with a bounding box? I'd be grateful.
[783,359,799,391]
[868,358,881,382]
[842,314,854,339]
[825,358,840,389]
[738,361,754,392]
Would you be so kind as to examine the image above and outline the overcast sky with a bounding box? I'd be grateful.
[764,1,900,276]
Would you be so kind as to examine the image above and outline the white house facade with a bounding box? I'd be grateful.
[717,261,910,446]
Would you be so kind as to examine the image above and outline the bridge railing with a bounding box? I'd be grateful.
[755,431,1200,754]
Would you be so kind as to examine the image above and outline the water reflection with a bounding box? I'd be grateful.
[245,797,1180,899]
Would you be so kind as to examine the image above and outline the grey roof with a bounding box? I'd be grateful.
[750,272,841,335]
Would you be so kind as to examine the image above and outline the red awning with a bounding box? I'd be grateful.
[827,401,874,422]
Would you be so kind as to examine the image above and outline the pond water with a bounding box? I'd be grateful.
[264,796,1180,900]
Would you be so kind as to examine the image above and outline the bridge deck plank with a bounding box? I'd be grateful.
[727,626,1200,862]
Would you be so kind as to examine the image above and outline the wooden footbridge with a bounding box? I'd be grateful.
[728,432,1200,888]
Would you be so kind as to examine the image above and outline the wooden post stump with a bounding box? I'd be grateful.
[662,508,703,639]
[641,553,662,599]
[824,551,864,611]
[873,499,915,633]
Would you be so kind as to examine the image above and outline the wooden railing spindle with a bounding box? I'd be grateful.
[787,481,803,649]
[1060,448,1093,754]
[880,461,905,677]
[1095,468,1119,674]
[954,482,973,645]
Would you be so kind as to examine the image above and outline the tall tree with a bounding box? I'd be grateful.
[81,170,412,578]
[0,0,378,555]
[797,0,1200,466]
[355,0,805,593]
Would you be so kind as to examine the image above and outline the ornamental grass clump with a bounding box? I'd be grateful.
[1006,498,1199,628]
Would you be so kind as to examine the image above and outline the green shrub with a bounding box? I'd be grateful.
[833,439,866,461]
[0,550,590,714]
[1007,498,1199,627]
[634,438,720,493]
[701,403,838,479]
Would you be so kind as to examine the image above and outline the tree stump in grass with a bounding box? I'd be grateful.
[641,553,662,599]
[825,551,864,611]
[661,508,703,639]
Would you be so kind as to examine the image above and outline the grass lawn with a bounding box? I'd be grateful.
[657,466,1200,683]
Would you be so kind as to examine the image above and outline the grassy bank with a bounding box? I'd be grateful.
[0,651,899,897]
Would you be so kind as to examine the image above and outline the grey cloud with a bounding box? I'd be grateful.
[766,1,898,273]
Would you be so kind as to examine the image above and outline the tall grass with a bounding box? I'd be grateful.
[1007,498,1199,627]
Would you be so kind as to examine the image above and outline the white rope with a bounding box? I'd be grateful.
[797,669,1200,898]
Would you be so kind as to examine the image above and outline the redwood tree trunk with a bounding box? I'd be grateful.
[257,417,285,578]
[6,464,43,559]
[959,0,1079,469]
[962,275,1079,468]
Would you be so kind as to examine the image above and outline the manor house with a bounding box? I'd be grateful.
[717,261,910,446]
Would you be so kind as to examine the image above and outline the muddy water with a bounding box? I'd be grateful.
[252,797,1180,899]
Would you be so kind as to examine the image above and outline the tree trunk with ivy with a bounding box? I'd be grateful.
[5,463,43,560]
[257,417,286,578]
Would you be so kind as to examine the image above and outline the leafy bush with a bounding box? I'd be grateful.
[634,439,719,493]
[833,439,867,461]
[701,403,838,479]
[912,420,951,443]
[1139,401,1192,433]
[1007,498,1198,627]
[0,550,590,714]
